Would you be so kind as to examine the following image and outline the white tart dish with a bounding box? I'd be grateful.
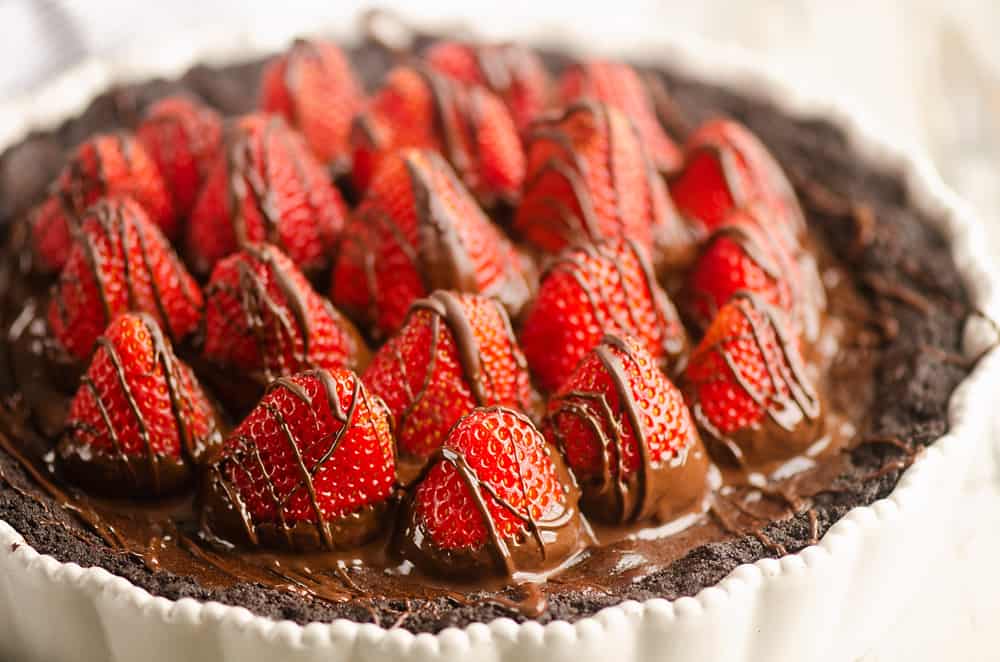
[0,13,998,662]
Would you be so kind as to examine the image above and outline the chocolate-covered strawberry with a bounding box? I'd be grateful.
[558,59,682,174]
[520,239,687,393]
[515,100,693,270]
[425,40,551,132]
[48,197,203,361]
[546,335,712,524]
[202,367,395,551]
[397,406,585,578]
[259,38,364,170]
[684,208,824,340]
[331,149,533,337]
[137,96,223,218]
[351,65,524,206]
[669,119,805,244]
[203,243,369,388]
[59,313,221,496]
[30,132,175,272]
[187,114,348,275]
[682,293,822,468]
[364,291,533,464]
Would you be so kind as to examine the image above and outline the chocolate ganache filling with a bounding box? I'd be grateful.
[0,29,981,634]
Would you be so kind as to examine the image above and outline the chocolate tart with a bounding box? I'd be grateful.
[0,18,996,662]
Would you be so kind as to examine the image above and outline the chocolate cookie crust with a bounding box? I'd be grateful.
[0,41,974,633]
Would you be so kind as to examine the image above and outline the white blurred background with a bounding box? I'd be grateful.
[1,1,998,659]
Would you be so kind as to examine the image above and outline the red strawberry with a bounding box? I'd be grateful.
[58,313,221,496]
[259,38,365,171]
[48,196,203,361]
[558,60,682,174]
[546,335,711,523]
[186,114,348,276]
[684,206,825,341]
[351,65,524,206]
[203,243,369,381]
[31,133,177,273]
[685,212,788,319]
[364,291,533,462]
[397,406,584,577]
[515,101,690,266]
[682,293,822,467]
[331,149,533,337]
[668,119,805,243]
[29,195,78,273]
[59,133,176,237]
[137,96,223,219]
[202,367,395,550]
[520,239,687,393]
[425,40,551,133]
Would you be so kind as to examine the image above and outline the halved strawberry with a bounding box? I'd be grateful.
[559,59,682,174]
[546,335,711,523]
[351,65,524,206]
[48,196,203,361]
[186,114,347,275]
[259,38,365,171]
[681,293,822,467]
[59,313,221,496]
[202,367,395,550]
[425,40,551,133]
[520,239,687,393]
[364,291,533,462]
[668,119,805,243]
[684,206,824,340]
[203,243,369,381]
[137,96,223,219]
[515,100,690,267]
[397,406,583,577]
[331,149,533,337]
[31,132,176,272]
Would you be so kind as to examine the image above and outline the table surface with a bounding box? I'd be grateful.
[2,2,999,660]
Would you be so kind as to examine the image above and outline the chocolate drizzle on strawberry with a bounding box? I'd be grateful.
[686,292,822,468]
[545,239,687,369]
[220,116,335,272]
[520,100,684,260]
[417,66,474,178]
[671,127,807,242]
[226,117,284,250]
[347,150,531,331]
[50,198,202,352]
[352,66,473,181]
[403,290,531,421]
[396,406,586,579]
[239,244,317,374]
[548,336,710,524]
[59,314,220,496]
[61,133,127,211]
[700,219,817,334]
[204,244,367,381]
[203,369,392,551]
